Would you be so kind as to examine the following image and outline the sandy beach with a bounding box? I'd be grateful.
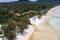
[13,6,60,40]
[28,6,60,40]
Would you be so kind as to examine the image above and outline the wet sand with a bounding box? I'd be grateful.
[28,6,60,40]
[16,6,60,40]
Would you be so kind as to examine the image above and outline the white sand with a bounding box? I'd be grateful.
[16,6,60,40]
[0,6,58,40]
[16,25,35,40]
[16,15,41,40]
[0,38,3,40]
[29,15,41,26]
[29,6,60,40]
[0,25,2,28]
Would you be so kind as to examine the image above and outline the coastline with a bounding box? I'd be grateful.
[28,6,60,40]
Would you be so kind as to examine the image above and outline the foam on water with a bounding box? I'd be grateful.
[28,6,60,40]
[47,6,60,30]
[13,6,60,40]
[0,6,60,40]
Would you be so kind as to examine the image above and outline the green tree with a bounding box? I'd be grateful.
[2,21,16,40]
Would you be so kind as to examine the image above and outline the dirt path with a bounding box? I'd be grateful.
[16,10,36,16]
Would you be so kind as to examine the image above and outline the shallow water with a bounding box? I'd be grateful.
[29,6,60,40]
[47,6,60,30]
[16,6,60,40]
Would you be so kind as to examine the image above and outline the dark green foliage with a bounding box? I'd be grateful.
[0,2,56,32]
[0,2,56,40]
[2,21,16,40]
[0,31,3,35]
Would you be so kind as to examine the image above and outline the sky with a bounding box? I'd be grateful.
[0,0,37,2]
[29,0,37,2]
[0,0,18,2]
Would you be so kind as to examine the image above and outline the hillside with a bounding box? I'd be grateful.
[0,2,57,40]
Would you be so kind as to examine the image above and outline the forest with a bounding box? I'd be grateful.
[0,2,57,40]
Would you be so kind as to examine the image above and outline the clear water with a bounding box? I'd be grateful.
[14,6,60,40]
[28,6,60,40]
[47,6,60,30]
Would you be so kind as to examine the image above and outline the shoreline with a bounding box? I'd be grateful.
[28,6,60,40]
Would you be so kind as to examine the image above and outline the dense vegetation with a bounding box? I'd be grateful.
[0,2,57,40]
[0,2,56,23]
